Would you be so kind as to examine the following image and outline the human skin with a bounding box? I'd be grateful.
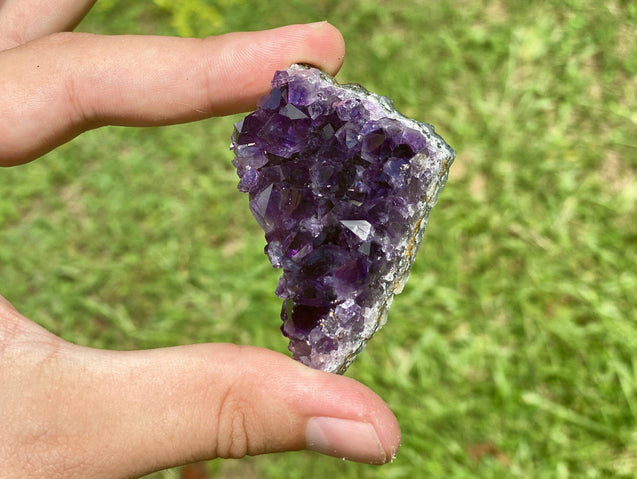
[0,1,401,478]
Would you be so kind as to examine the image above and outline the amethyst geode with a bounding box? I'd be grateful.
[231,64,454,373]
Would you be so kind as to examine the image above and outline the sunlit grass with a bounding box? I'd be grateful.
[1,1,636,477]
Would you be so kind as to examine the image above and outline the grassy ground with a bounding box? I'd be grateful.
[2,0,636,477]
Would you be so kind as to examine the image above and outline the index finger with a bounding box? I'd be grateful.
[0,22,346,166]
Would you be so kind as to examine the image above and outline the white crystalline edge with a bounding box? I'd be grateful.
[283,65,455,373]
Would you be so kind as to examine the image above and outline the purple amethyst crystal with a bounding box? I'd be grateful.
[231,64,455,374]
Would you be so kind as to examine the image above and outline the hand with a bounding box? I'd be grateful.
[0,2,346,165]
[0,2,400,478]
[0,296,399,478]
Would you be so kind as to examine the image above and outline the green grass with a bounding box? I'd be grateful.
[2,0,637,477]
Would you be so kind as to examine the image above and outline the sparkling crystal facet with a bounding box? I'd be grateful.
[231,64,455,374]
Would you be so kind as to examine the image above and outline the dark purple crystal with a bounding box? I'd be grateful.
[231,65,455,373]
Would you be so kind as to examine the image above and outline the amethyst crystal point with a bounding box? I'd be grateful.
[231,64,455,374]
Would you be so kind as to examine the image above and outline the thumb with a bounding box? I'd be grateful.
[9,340,400,478]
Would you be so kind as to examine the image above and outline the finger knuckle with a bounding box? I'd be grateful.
[215,380,253,459]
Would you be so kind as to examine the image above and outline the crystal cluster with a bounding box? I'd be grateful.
[231,65,455,373]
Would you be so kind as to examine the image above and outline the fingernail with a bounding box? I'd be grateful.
[306,417,387,464]
[308,20,329,29]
